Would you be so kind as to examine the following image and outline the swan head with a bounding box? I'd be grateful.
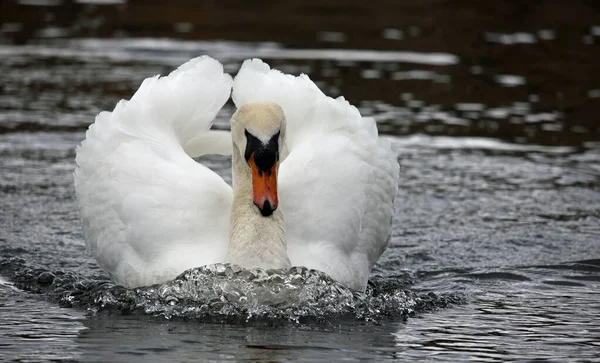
[231,102,285,217]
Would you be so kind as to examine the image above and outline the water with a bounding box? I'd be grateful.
[1,1,600,361]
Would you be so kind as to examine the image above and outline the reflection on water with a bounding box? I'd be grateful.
[0,36,597,147]
[1,0,600,147]
[1,0,600,362]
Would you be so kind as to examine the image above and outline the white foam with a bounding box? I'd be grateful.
[484,32,536,44]
[392,70,451,83]
[361,69,382,79]
[524,112,560,123]
[0,276,20,292]
[0,38,460,66]
[384,134,574,154]
[496,74,526,87]
[485,108,510,119]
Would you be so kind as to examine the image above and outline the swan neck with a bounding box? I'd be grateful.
[226,145,290,269]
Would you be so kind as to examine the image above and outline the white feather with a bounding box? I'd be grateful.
[74,56,233,287]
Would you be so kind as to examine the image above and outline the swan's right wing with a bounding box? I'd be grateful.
[74,56,233,288]
[233,59,399,291]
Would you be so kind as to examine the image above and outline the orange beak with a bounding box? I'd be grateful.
[249,154,278,216]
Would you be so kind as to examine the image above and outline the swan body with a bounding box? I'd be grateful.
[74,56,399,291]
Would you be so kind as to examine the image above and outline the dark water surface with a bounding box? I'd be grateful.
[1,1,600,362]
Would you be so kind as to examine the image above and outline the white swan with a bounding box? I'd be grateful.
[74,56,399,292]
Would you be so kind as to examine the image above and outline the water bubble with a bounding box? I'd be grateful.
[36,271,55,284]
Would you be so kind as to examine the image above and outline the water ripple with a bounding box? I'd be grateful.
[0,259,464,325]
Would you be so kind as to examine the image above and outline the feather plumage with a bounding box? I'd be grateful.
[75,56,399,291]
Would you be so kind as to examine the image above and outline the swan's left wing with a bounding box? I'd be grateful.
[233,59,399,291]
[75,56,233,287]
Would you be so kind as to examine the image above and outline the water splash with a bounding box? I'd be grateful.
[1,258,464,324]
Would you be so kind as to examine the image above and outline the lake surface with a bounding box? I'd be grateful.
[1,1,600,362]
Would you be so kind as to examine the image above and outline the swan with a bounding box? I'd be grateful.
[74,56,399,292]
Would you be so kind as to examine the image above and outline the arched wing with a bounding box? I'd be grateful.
[232,59,399,291]
[74,56,233,287]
